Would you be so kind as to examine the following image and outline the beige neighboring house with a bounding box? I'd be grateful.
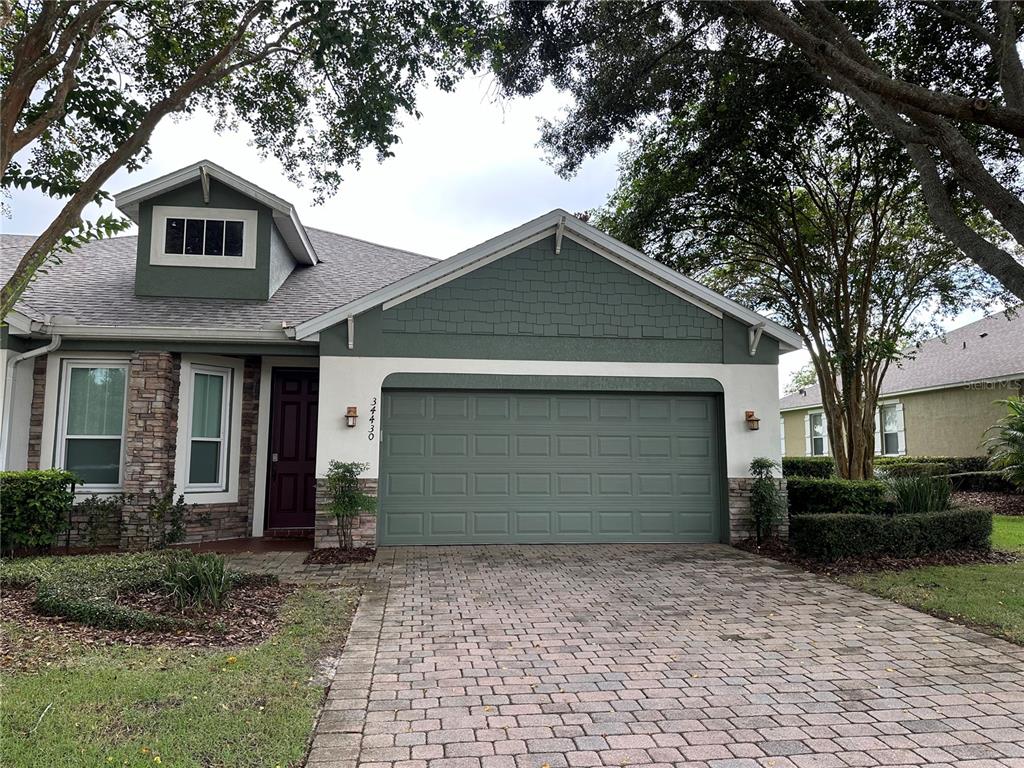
[780,310,1023,458]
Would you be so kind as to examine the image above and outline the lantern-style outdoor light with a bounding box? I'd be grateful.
[345,406,358,428]
[744,410,761,430]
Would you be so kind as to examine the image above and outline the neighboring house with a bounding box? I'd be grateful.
[779,310,1023,459]
[1,160,801,549]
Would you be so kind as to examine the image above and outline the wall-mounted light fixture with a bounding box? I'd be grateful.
[345,406,358,428]
[744,410,761,431]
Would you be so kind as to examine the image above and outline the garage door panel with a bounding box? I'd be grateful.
[379,391,721,544]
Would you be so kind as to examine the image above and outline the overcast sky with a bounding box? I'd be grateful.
[3,75,994,394]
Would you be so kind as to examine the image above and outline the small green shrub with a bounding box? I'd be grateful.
[142,487,191,549]
[781,457,835,478]
[0,469,76,555]
[790,507,992,561]
[879,462,950,478]
[749,457,785,543]
[324,460,376,550]
[163,553,231,610]
[985,397,1024,490]
[73,493,128,549]
[886,474,953,515]
[786,477,889,516]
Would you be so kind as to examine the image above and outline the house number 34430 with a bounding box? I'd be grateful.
[367,397,378,441]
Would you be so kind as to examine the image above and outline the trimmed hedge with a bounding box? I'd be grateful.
[786,476,890,516]
[790,507,992,561]
[878,461,950,478]
[875,455,988,474]
[948,471,1019,493]
[0,469,76,555]
[782,457,835,478]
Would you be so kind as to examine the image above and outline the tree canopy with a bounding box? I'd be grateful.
[1,0,487,318]
[492,0,1024,300]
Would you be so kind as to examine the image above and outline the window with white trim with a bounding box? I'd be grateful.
[780,417,786,456]
[58,362,127,488]
[809,412,827,456]
[150,206,258,269]
[186,366,231,491]
[878,402,905,456]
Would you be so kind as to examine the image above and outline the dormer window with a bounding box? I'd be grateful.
[150,205,257,269]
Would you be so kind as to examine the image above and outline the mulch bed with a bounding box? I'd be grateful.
[735,537,1020,577]
[304,547,376,565]
[1,581,296,672]
[953,490,1024,516]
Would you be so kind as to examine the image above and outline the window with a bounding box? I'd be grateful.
[879,402,904,456]
[59,363,127,487]
[186,366,231,490]
[164,217,245,257]
[780,417,786,456]
[809,412,827,456]
[150,206,257,269]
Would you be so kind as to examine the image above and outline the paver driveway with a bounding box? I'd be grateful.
[309,545,1024,768]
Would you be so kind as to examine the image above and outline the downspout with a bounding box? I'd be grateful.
[1,333,61,470]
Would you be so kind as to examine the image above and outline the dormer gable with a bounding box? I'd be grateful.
[114,161,317,301]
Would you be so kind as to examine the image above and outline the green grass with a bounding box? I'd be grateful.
[844,562,1024,646]
[993,515,1024,552]
[0,586,356,767]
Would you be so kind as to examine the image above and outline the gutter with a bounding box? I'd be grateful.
[1,333,61,470]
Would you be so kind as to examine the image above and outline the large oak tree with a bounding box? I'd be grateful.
[1,0,487,318]
[491,0,1024,301]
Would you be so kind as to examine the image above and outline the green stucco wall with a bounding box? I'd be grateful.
[134,178,279,301]
[321,236,778,364]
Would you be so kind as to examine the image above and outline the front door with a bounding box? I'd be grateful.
[267,368,318,530]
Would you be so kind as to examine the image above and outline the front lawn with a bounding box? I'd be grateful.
[993,514,1024,552]
[0,554,356,767]
[843,562,1024,646]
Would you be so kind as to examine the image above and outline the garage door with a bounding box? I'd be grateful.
[377,390,722,545]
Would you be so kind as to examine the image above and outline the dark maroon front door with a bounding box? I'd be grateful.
[267,368,318,530]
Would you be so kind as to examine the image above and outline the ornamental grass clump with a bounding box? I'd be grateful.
[885,474,953,515]
[162,553,232,611]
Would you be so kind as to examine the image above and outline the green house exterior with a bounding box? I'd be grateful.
[1,160,800,550]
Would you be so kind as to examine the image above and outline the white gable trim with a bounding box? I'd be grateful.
[294,209,803,350]
[114,159,318,266]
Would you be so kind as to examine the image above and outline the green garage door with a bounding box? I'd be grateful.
[378,390,723,545]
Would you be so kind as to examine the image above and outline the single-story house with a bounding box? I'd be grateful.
[1,160,801,549]
[780,309,1022,459]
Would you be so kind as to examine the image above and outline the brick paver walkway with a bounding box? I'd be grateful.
[308,545,1024,768]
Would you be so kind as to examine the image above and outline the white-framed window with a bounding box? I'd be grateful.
[876,401,906,456]
[57,361,128,489]
[185,365,232,491]
[806,411,828,456]
[150,205,258,269]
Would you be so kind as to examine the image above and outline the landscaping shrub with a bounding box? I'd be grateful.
[782,456,835,478]
[0,469,76,555]
[142,487,191,549]
[72,493,128,549]
[163,553,231,610]
[324,460,376,549]
[790,507,992,561]
[748,457,785,543]
[875,455,988,474]
[948,470,1019,493]
[985,397,1024,490]
[786,477,889,516]
[886,474,953,515]
[878,462,950,478]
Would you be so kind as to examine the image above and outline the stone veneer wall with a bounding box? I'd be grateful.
[728,476,788,543]
[25,356,47,470]
[315,477,378,549]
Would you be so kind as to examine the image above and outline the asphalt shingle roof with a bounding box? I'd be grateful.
[780,309,1024,410]
[1,229,435,331]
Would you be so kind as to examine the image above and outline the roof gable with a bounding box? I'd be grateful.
[294,209,803,351]
[114,160,318,266]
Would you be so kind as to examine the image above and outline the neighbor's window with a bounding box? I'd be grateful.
[59,363,127,487]
[879,403,903,456]
[809,412,827,456]
[187,366,231,490]
[164,217,245,258]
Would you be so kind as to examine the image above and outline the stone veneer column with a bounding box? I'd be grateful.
[119,352,180,549]
[315,477,378,549]
[727,476,788,543]
[25,356,47,470]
